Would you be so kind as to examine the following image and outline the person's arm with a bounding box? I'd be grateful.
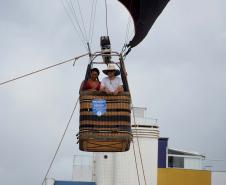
[79,81,84,93]
[117,85,124,93]
[113,85,124,95]
[113,77,124,95]
[100,85,106,92]
[100,78,111,94]
[100,78,106,92]
[100,79,105,92]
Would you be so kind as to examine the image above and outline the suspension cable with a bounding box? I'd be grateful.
[124,17,132,45]
[60,0,87,50]
[88,0,95,42]
[131,104,148,185]
[124,0,134,46]
[41,96,80,185]
[120,56,144,184]
[90,0,97,45]
[132,140,141,185]
[0,53,89,86]
[104,0,109,36]
[88,0,98,44]
[76,0,88,41]
[67,0,88,42]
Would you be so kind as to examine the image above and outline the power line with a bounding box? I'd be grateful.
[41,96,80,185]
[0,53,89,86]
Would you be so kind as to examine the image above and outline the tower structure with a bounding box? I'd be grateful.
[94,107,159,185]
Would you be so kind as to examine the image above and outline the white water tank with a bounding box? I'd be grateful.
[94,124,159,185]
[114,125,159,185]
[94,153,114,185]
[72,154,94,181]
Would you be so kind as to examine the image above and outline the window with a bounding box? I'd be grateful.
[168,156,184,168]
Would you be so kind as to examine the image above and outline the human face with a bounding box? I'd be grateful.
[107,70,115,78]
[90,71,99,80]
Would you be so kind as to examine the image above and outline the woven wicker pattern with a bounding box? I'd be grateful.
[78,91,132,152]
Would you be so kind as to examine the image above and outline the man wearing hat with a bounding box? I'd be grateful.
[100,64,124,95]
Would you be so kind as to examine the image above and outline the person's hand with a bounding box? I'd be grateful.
[89,89,97,92]
[113,90,119,95]
[105,89,111,94]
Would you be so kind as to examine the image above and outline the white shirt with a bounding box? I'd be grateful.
[101,77,123,92]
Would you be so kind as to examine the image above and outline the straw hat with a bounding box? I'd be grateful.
[102,64,120,76]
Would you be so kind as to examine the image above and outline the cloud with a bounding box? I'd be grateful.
[0,0,226,184]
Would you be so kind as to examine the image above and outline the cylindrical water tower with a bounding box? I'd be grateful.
[114,124,159,185]
[94,124,159,185]
[94,153,115,185]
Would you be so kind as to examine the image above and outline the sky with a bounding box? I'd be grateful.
[0,0,226,184]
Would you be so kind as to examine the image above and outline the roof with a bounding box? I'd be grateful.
[55,181,96,185]
[168,148,205,158]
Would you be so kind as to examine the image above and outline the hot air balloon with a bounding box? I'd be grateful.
[76,0,170,152]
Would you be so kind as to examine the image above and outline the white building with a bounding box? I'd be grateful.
[168,148,205,170]
[46,107,226,185]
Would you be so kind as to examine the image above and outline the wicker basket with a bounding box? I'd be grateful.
[78,91,132,152]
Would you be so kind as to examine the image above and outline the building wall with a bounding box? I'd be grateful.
[158,138,168,168]
[94,153,114,185]
[114,134,159,185]
[157,168,211,185]
[72,155,94,182]
[211,171,226,185]
[184,157,203,170]
[94,125,159,185]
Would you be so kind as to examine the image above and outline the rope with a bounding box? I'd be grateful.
[122,53,145,184]
[61,0,87,50]
[124,0,134,46]
[132,140,141,185]
[60,0,88,50]
[41,96,80,185]
[0,53,89,86]
[104,0,109,36]
[124,17,131,45]
[88,0,95,42]
[90,0,97,45]
[88,0,98,44]
[68,0,88,43]
[131,104,148,185]
[76,0,88,41]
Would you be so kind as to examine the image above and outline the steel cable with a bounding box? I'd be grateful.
[104,0,109,36]
[131,104,148,185]
[132,140,141,185]
[124,0,134,46]
[75,0,88,42]
[41,96,80,185]
[88,0,98,45]
[61,0,88,50]
[0,53,89,86]
[67,0,88,43]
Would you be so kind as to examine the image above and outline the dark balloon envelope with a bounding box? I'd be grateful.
[118,0,170,48]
